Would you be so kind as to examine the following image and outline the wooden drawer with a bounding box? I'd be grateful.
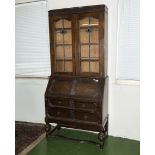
[47,98,70,108]
[74,101,98,111]
[47,108,70,118]
[47,98,98,112]
[74,111,98,122]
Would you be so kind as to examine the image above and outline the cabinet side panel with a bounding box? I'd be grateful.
[102,77,108,126]
[104,7,108,76]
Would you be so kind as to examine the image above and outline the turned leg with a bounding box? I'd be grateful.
[105,121,108,137]
[45,122,51,138]
[98,130,105,149]
[98,120,109,149]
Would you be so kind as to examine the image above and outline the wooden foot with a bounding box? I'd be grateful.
[98,120,108,149]
[45,123,51,138]
[98,130,105,149]
[105,121,108,137]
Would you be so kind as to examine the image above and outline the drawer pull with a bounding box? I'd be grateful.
[82,104,86,108]
[93,103,97,107]
[57,111,60,115]
[58,101,62,104]
[84,115,88,120]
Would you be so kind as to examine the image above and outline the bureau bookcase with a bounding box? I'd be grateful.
[45,5,108,148]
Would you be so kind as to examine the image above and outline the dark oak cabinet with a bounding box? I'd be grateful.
[45,5,108,148]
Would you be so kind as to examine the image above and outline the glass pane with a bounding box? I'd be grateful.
[80,29,89,43]
[65,61,72,72]
[54,18,73,73]
[55,19,71,28]
[90,61,99,73]
[80,17,89,27]
[64,30,72,44]
[56,31,63,44]
[64,19,71,28]
[81,45,89,58]
[56,61,64,72]
[90,29,99,43]
[90,17,99,26]
[80,17,99,27]
[64,46,72,59]
[81,61,89,72]
[56,46,64,59]
[55,19,63,28]
[90,45,99,58]
[79,16,100,75]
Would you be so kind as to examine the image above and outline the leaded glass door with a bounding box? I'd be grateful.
[51,16,74,74]
[49,12,104,77]
[78,13,103,76]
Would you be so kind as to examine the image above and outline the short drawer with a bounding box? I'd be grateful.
[47,98,70,108]
[47,108,70,118]
[74,101,98,111]
[74,111,98,122]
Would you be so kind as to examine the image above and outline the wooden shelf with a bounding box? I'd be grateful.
[80,58,99,61]
[80,43,99,45]
[56,58,72,61]
[56,44,72,46]
[55,28,72,31]
[80,25,99,29]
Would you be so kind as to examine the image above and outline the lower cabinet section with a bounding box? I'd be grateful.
[45,75,108,149]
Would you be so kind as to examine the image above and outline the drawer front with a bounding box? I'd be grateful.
[75,111,98,122]
[47,98,98,112]
[74,101,98,111]
[47,98,70,108]
[47,108,70,118]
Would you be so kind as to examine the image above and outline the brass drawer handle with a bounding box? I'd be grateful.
[58,101,62,104]
[84,115,88,120]
[70,100,74,104]
[82,103,86,108]
[57,111,60,115]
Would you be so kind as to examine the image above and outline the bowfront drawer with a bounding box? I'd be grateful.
[47,98,70,108]
[74,101,98,111]
[47,108,70,118]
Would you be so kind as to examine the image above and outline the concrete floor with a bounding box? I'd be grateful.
[27,128,140,155]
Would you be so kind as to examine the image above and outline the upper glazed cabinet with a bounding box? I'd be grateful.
[49,6,106,77]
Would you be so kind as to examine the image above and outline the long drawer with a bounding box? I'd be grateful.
[47,108,99,123]
[46,97,101,123]
[47,97,98,112]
